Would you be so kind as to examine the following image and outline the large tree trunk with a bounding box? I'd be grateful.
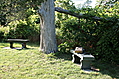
[38,0,57,54]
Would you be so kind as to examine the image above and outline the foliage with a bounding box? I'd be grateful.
[94,1,119,64]
[0,0,44,27]
[6,8,40,39]
[0,31,4,41]
[0,42,119,79]
[0,1,8,26]
[0,27,9,42]
[55,0,78,53]
[56,17,80,52]
[55,0,119,64]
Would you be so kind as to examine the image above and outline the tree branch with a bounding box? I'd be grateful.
[55,7,107,22]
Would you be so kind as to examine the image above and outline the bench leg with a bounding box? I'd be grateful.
[72,54,81,64]
[81,59,93,69]
[22,42,27,49]
[10,42,14,48]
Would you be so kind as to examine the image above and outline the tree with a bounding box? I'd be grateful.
[0,0,57,53]
[1,0,118,54]
[38,0,57,53]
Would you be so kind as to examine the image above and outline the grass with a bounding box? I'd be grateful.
[0,42,119,79]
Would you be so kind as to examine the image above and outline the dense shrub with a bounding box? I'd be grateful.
[6,8,40,41]
[56,1,119,64]
[96,20,119,64]
[0,31,4,42]
[7,19,39,39]
[0,27,9,42]
[56,17,82,53]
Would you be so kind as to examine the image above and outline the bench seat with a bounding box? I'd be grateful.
[7,39,29,49]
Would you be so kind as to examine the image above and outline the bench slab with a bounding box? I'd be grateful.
[7,39,29,49]
[7,39,29,42]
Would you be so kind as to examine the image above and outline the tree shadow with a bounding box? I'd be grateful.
[89,60,119,78]
[1,42,119,78]
[55,53,72,61]
[55,52,119,78]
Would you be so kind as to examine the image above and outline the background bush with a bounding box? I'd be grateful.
[6,8,40,42]
[55,1,119,64]
[0,26,9,42]
[0,31,4,42]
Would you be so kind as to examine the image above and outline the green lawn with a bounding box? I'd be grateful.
[0,42,119,79]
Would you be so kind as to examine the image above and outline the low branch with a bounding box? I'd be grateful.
[55,7,108,22]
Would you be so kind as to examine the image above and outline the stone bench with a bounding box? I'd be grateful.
[70,50,95,69]
[7,39,29,49]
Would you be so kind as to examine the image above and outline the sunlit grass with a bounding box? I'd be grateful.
[0,42,119,79]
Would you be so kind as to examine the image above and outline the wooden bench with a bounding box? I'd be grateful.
[70,50,95,69]
[7,39,29,49]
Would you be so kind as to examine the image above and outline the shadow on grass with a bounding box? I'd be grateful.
[1,42,119,78]
[55,52,72,61]
[92,60,119,79]
[55,52,119,79]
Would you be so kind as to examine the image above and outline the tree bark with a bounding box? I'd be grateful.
[38,0,57,54]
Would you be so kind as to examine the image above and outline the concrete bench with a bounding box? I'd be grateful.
[7,39,29,49]
[70,50,95,69]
